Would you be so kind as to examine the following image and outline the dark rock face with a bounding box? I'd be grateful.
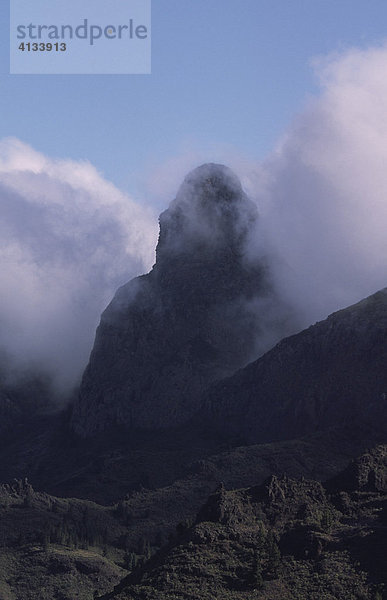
[204,288,387,444]
[72,164,290,436]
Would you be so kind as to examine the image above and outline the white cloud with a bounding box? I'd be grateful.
[254,42,387,325]
[0,138,158,394]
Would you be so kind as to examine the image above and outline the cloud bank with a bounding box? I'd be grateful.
[0,138,158,394]
[249,43,387,327]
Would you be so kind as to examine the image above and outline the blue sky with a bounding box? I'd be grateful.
[1,0,387,201]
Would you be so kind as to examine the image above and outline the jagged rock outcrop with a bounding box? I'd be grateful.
[203,288,387,444]
[96,447,387,600]
[71,164,291,436]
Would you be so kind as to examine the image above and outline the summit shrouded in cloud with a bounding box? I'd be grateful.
[72,163,292,435]
[2,42,387,398]
[1,7,387,600]
[157,163,257,260]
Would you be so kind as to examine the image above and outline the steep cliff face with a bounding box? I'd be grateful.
[204,288,387,444]
[71,164,290,436]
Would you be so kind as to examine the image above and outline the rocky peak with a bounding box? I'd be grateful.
[156,163,255,264]
[71,164,291,436]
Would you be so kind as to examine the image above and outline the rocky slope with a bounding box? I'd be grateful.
[72,164,293,436]
[203,287,387,445]
[96,446,387,600]
[0,478,130,600]
[1,446,385,599]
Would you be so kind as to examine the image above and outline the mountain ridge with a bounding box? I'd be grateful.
[201,286,387,444]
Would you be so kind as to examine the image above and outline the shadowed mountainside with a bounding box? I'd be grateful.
[0,166,385,512]
[71,164,294,436]
[202,287,387,444]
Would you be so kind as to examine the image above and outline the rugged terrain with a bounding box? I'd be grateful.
[0,447,385,600]
[0,164,385,599]
[96,446,387,600]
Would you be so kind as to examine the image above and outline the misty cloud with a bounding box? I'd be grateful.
[251,43,387,328]
[0,138,158,394]
[157,163,258,262]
